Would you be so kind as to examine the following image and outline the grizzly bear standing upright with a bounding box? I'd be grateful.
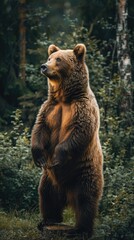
[31,44,104,238]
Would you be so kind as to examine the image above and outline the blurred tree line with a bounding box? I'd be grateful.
[0,0,133,127]
[0,0,134,239]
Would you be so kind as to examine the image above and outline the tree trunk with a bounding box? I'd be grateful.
[116,0,132,110]
[19,0,26,83]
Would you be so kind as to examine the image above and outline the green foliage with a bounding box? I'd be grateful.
[99,156,133,239]
[0,110,40,211]
[19,64,48,125]
[97,53,134,239]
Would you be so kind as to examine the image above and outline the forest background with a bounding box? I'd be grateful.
[0,0,134,239]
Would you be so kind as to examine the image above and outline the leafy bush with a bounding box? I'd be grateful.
[0,110,40,211]
[99,156,133,239]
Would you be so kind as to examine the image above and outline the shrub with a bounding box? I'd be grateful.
[0,110,40,211]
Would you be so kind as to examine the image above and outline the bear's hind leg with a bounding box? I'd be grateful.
[75,194,98,237]
[67,189,98,238]
[38,173,66,231]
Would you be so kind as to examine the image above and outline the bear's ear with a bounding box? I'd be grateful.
[48,44,60,56]
[73,44,86,61]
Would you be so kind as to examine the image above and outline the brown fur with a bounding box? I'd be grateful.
[31,44,104,237]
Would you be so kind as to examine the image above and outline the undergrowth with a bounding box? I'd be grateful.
[0,210,39,240]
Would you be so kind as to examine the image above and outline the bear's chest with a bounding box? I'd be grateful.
[46,103,74,144]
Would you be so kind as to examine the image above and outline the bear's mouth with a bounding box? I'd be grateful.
[40,66,60,80]
[41,71,59,80]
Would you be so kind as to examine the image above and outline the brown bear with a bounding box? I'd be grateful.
[31,43,104,238]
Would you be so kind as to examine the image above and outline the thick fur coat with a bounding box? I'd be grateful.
[31,44,104,237]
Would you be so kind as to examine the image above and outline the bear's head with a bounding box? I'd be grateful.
[41,44,89,101]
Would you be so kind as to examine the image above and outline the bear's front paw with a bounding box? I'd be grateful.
[34,157,46,168]
[52,144,67,163]
[47,160,60,169]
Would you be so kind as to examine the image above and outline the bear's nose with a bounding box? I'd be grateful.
[41,64,47,72]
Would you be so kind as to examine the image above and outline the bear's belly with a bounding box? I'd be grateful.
[46,103,74,146]
[45,103,75,185]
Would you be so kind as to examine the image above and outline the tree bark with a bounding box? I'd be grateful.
[116,0,132,110]
[19,0,26,83]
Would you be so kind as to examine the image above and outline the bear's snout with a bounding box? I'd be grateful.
[41,64,47,74]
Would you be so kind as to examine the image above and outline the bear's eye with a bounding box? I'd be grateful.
[56,57,61,62]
